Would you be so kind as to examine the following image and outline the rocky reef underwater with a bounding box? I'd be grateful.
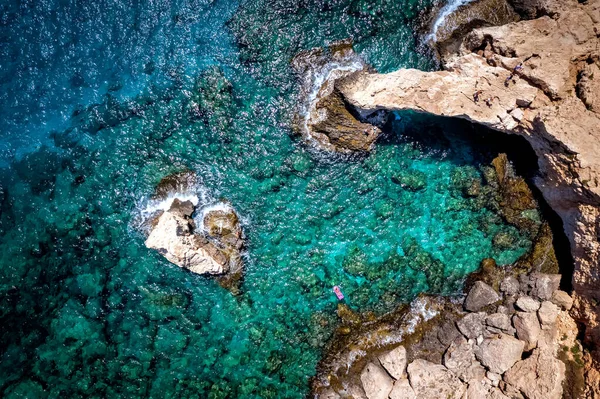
[0,0,598,397]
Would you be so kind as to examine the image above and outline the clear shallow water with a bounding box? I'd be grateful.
[0,0,536,397]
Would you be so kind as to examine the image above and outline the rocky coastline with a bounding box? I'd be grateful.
[306,0,600,396]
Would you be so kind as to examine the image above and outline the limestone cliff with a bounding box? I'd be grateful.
[307,0,600,393]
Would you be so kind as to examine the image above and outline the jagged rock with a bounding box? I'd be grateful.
[146,208,230,275]
[457,312,486,339]
[432,0,520,57]
[485,313,514,333]
[388,379,416,399]
[503,349,565,399]
[144,175,245,285]
[407,359,466,399]
[500,276,520,296]
[443,336,486,381]
[537,301,559,328]
[378,345,407,380]
[360,362,394,399]
[464,281,500,312]
[329,0,600,367]
[513,312,541,350]
[551,290,573,310]
[515,296,541,312]
[529,273,561,301]
[475,333,524,374]
[309,89,380,153]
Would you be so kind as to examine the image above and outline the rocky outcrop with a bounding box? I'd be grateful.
[307,0,600,384]
[315,270,579,399]
[144,174,244,291]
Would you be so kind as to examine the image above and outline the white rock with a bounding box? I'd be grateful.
[515,296,541,312]
[513,312,541,350]
[538,301,560,328]
[407,359,466,399]
[475,333,524,374]
[360,362,393,399]
[378,346,407,380]
[551,290,573,310]
[388,378,416,399]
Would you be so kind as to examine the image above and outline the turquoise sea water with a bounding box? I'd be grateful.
[0,0,537,397]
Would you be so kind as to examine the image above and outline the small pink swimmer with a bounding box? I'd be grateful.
[333,285,344,301]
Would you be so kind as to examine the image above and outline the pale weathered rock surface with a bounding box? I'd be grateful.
[330,0,600,369]
[144,175,244,282]
[464,281,500,312]
[475,333,524,374]
[503,349,565,399]
[146,202,230,275]
[360,362,394,399]
[551,290,573,310]
[457,312,486,339]
[538,301,560,328]
[443,336,486,381]
[515,296,540,312]
[407,359,466,399]
[485,313,512,333]
[378,345,407,380]
[513,311,541,350]
[388,378,416,399]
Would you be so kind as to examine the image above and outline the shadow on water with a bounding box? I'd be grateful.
[379,110,574,290]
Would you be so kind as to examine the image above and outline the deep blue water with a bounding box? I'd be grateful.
[0,0,538,397]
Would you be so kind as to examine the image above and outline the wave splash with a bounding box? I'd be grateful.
[426,0,477,43]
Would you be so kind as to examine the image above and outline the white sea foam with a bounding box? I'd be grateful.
[195,202,235,233]
[426,0,477,43]
[141,193,200,215]
[297,50,365,149]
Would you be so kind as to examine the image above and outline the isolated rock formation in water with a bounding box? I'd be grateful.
[307,0,600,388]
[144,173,244,283]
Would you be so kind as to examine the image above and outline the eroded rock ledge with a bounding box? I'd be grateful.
[308,0,600,388]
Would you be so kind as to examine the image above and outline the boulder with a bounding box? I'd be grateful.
[145,211,230,275]
[388,379,416,399]
[144,175,245,286]
[485,313,513,333]
[513,312,541,350]
[515,296,541,312]
[529,273,561,301]
[407,359,466,399]
[360,362,394,399]
[503,349,565,399]
[537,301,559,328]
[475,333,524,374]
[378,345,407,380]
[457,312,486,339]
[550,290,573,310]
[443,337,486,381]
[500,276,520,296]
[464,281,500,312]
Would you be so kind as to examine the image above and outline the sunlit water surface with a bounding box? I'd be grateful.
[0,0,535,397]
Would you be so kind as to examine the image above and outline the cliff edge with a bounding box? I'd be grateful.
[311,0,600,393]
